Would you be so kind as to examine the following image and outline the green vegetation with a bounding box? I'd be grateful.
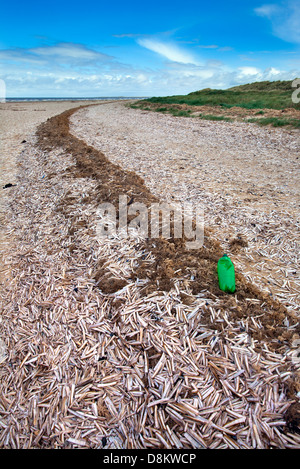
[130,80,300,128]
[200,114,233,122]
[168,109,191,117]
[141,79,300,111]
[227,80,296,92]
[247,117,300,128]
[140,105,233,121]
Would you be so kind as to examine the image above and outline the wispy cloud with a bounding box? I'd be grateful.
[0,40,298,97]
[0,42,114,69]
[30,43,112,61]
[254,4,281,18]
[196,45,233,52]
[254,0,300,44]
[137,37,201,65]
[197,44,219,49]
[218,46,234,52]
[113,33,141,38]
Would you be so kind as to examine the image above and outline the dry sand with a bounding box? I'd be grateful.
[0,101,105,282]
[0,101,97,187]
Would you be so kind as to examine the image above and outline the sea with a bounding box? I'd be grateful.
[4,97,146,102]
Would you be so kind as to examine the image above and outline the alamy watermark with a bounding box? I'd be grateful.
[96,195,204,250]
[292,78,300,104]
[0,79,6,103]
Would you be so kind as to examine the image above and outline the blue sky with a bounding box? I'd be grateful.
[0,0,299,97]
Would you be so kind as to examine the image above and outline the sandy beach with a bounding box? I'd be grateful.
[0,101,98,186]
[0,101,109,282]
[0,100,299,449]
[71,102,300,312]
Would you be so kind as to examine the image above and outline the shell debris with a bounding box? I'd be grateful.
[0,103,299,449]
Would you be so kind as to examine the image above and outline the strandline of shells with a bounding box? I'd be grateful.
[70,103,300,314]
[0,109,299,449]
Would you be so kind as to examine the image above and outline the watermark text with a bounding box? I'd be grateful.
[96,195,204,250]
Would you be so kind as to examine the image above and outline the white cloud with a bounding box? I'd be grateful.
[266,67,282,76]
[1,64,299,97]
[197,45,233,52]
[0,42,113,69]
[254,0,300,44]
[137,38,201,65]
[0,41,299,97]
[30,43,110,61]
[254,4,281,18]
[237,66,262,76]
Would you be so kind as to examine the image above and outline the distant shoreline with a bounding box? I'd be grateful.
[4,97,145,102]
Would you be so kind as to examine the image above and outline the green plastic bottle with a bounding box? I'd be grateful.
[217,254,236,293]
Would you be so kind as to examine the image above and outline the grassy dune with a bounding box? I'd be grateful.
[145,80,300,110]
[131,80,300,128]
